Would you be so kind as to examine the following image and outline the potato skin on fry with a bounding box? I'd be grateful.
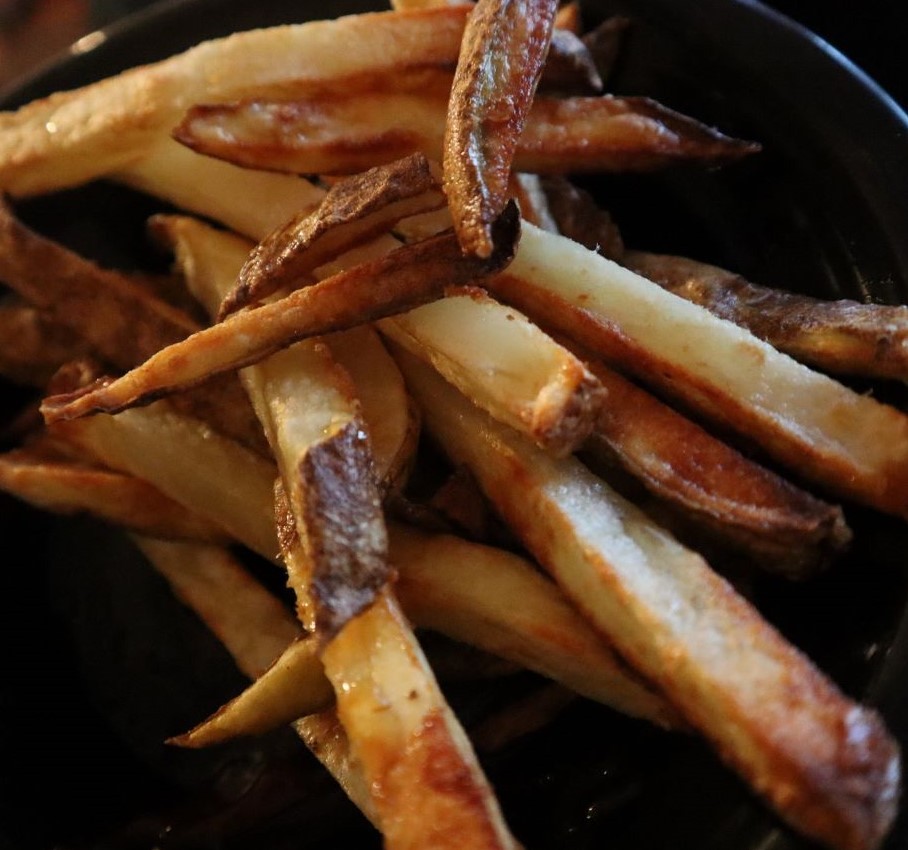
[443,0,558,257]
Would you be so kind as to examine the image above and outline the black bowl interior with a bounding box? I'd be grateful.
[1,2,908,849]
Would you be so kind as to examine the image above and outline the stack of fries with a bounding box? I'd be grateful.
[1,1,907,848]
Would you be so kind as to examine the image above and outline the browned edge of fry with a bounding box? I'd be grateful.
[443,0,558,257]
[220,152,445,318]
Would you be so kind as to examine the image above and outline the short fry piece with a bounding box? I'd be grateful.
[379,290,604,455]
[396,346,901,850]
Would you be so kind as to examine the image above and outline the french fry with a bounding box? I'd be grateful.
[580,356,851,577]
[169,634,334,748]
[0,6,472,196]
[394,344,901,850]
[626,250,908,381]
[220,153,444,317]
[539,173,624,260]
[537,28,603,95]
[489,222,908,520]
[443,0,558,256]
[174,88,759,178]
[581,14,633,86]
[40,206,520,423]
[378,289,605,455]
[0,445,228,542]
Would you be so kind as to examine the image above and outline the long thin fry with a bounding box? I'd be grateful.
[40,206,520,423]
[395,345,901,850]
[627,250,908,381]
[443,0,558,256]
[174,89,759,178]
[488,222,908,520]
[0,6,471,196]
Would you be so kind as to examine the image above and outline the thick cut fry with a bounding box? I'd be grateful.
[221,153,445,317]
[488,223,908,520]
[151,215,418,491]
[581,357,851,577]
[41,206,520,423]
[378,289,604,455]
[627,250,908,381]
[321,588,519,850]
[170,635,334,748]
[175,89,759,178]
[395,346,900,850]
[0,446,228,542]
[0,6,471,196]
[443,0,558,256]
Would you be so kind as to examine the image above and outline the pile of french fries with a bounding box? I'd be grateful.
[2,1,907,848]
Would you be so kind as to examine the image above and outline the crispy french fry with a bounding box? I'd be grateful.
[174,88,759,178]
[488,222,908,520]
[0,446,228,542]
[378,289,604,455]
[444,0,558,256]
[580,356,851,577]
[0,6,472,196]
[627,250,908,381]
[221,153,445,317]
[40,206,520,424]
[394,344,900,850]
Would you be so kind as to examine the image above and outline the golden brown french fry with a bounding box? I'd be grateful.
[378,290,604,455]
[220,153,445,317]
[580,357,851,577]
[489,222,908,520]
[444,0,558,256]
[394,345,901,850]
[627,250,908,381]
[0,446,228,542]
[0,6,471,196]
[40,206,520,424]
[173,89,759,178]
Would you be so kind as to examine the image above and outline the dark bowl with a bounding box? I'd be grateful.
[2,1,908,849]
